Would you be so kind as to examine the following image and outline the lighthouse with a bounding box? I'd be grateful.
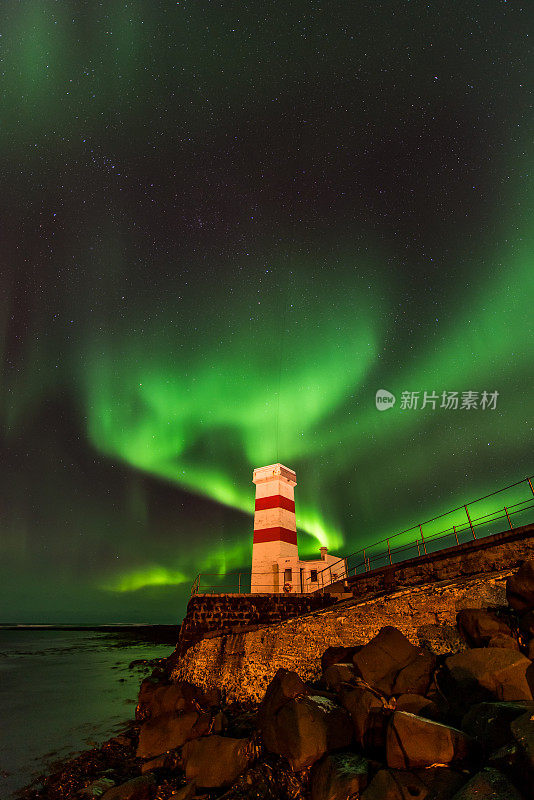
[250,463,346,593]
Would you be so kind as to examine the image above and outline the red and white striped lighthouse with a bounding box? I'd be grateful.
[251,463,298,593]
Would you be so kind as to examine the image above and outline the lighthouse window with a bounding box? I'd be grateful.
[284,568,292,582]
[310,570,318,582]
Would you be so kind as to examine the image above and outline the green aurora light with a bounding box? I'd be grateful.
[0,1,532,621]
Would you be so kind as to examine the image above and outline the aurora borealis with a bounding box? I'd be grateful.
[1,2,532,623]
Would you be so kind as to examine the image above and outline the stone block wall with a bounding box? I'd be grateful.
[171,523,534,701]
[178,523,533,655]
[177,591,337,653]
[171,568,513,702]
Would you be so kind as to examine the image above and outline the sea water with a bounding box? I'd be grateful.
[0,628,175,798]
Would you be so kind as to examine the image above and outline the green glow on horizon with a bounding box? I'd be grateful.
[102,565,189,593]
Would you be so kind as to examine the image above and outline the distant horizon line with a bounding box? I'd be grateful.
[0,622,179,628]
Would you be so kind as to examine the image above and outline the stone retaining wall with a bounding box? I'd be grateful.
[178,523,534,655]
[171,569,514,702]
[177,591,337,652]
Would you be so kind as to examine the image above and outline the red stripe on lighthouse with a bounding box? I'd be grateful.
[253,527,298,545]
[254,495,295,513]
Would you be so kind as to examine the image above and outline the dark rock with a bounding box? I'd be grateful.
[135,677,160,721]
[256,668,308,752]
[392,653,437,696]
[487,741,521,772]
[80,777,116,797]
[487,633,519,650]
[140,754,166,773]
[136,709,211,758]
[520,609,534,637]
[310,752,369,800]
[450,767,524,799]
[227,757,310,799]
[101,775,155,800]
[395,693,438,718]
[323,663,357,692]
[272,695,353,770]
[511,710,534,774]
[137,681,201,722]
[443,648,534,712]
[211,710,228,734]
[386,711,473,769]
[353,627,420,694]
[109,735,130,747]
[456,608,512,647]
[182,735,253,788]
[461,701,534,753]
[321,645,362,673]
[362,707,392,757]
[339,685,386,746]
[507,560,534,613]
[170,782,197,800]
[361,767,465,800]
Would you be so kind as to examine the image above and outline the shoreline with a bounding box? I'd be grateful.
[15,656,172,800]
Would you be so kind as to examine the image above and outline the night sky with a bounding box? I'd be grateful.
[1,1,532,623]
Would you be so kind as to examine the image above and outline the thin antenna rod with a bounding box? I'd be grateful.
[275,121,299,462]
[275,258,291,461]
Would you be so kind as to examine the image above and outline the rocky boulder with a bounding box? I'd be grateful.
[136,709,211,759]
[450,767,524,799]
[487,741,521,772]
[456,608,512,647]
[386,711,473,769]
[323,662,358,692]
[136,680,204,722]
[339,685,387,746]
[80,778,116,797]
[461,701,534,754]
[487,633,519,650]
[169,784,196,800]
[269,695,353,770]
[361,767,465,799]
[519,609,534,637]
[135,677,160,722]
[511,710,534,777]
[256,668,309,753]
[101,775,155,800]
[507,559,534,613]
[352,627,420,694]
[321,645,362,673]
[395,693,439,718]
[443,648,534,712]
[310,752,369,800]
[181,735,253,788]
[392,652,437,696]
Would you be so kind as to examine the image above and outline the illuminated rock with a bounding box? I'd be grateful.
[386,711,473,769]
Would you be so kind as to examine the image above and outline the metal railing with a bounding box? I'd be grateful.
[189,573,309,595]
[313,475,534,591]
[190,475,534,596]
